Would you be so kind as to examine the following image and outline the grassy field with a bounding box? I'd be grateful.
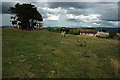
[2,27,120,78]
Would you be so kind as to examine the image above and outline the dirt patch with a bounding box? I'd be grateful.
[7,27,35,32]
[8,27,19,30]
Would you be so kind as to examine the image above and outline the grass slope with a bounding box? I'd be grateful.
[2,27,120,78]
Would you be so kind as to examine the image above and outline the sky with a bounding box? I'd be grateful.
[0,0,120,28]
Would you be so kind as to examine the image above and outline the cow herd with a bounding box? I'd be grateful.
[11,20,67,37]
[11,21,119,39]
[12,20,42,30]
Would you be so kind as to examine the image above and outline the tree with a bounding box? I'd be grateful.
[9,3,43,30]
[108,30,117,38]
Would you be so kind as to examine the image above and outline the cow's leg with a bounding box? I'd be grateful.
[63,33,65,37]
[61,32,63,37]
[17,25,19,29]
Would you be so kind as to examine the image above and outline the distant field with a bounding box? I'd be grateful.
[2,27,120,78]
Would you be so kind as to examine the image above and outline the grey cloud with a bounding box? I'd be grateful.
[47,2,97,9]
[44,2,118,21]
[2,2,16,14]
[46,2,116,9]
[0,2,2,14]
[1,2,119,28]
[32,2,48,8]
[66,19,81,22]
[93,3,118,20]
[66,8,90,16]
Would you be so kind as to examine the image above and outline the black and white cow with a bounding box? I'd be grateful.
[16,21,21,29]
[12,20,21,29]
[33,23,43,30]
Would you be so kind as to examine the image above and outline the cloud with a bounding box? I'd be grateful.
[0,14,2,26]
[43,7,62,13]
[2,14,12,26]
[2,2,16,14]
[108,21,118,26]
[42,7,67,14]
[1,1,119,28]
[0,0,120,2]
[93,23,101,26]
[46,13,60,21]
[66,14,101,21]
[93,2,118,20]
[47,2,97,9]
[66,14,79,20]
[69,7,75,10]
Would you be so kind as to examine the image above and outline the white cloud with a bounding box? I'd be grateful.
[66,14,101,21]
[108,21,118,26]
[93,23,101,26]
[46,13,60,21]
[65,14,102,27]
[79,14,101,20]
[1,1,119,28]
[69,7,75,10]
[0,0,119,2]
[66,14,79,19]
[42,7,67,13]
[43,7,61,13]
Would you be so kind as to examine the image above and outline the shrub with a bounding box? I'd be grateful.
[69,31,78,35]
[68,29,80,35]
[108,30,117,38]
[102,29,107,32]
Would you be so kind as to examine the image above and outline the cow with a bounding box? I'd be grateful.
[61,31,66,37]
[12,20,21,29]
[16,21,21,29]
[12,21,17,25]
[33,23,43,30]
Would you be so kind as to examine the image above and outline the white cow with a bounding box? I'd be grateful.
[33,23,42,30]
[36,23,40,30]
[61,31,66,37]
[16,21,21,29]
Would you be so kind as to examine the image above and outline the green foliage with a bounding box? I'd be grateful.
[9,3,43,29]
[79,43,86,47]
[9,3,43,21]
[68,30,78,35]
[68,29,80,35]
[102,29,107,32]
[117,30,120,33]
[46,28,61,33]
[108,30,117,38]
[46,27,70,34]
